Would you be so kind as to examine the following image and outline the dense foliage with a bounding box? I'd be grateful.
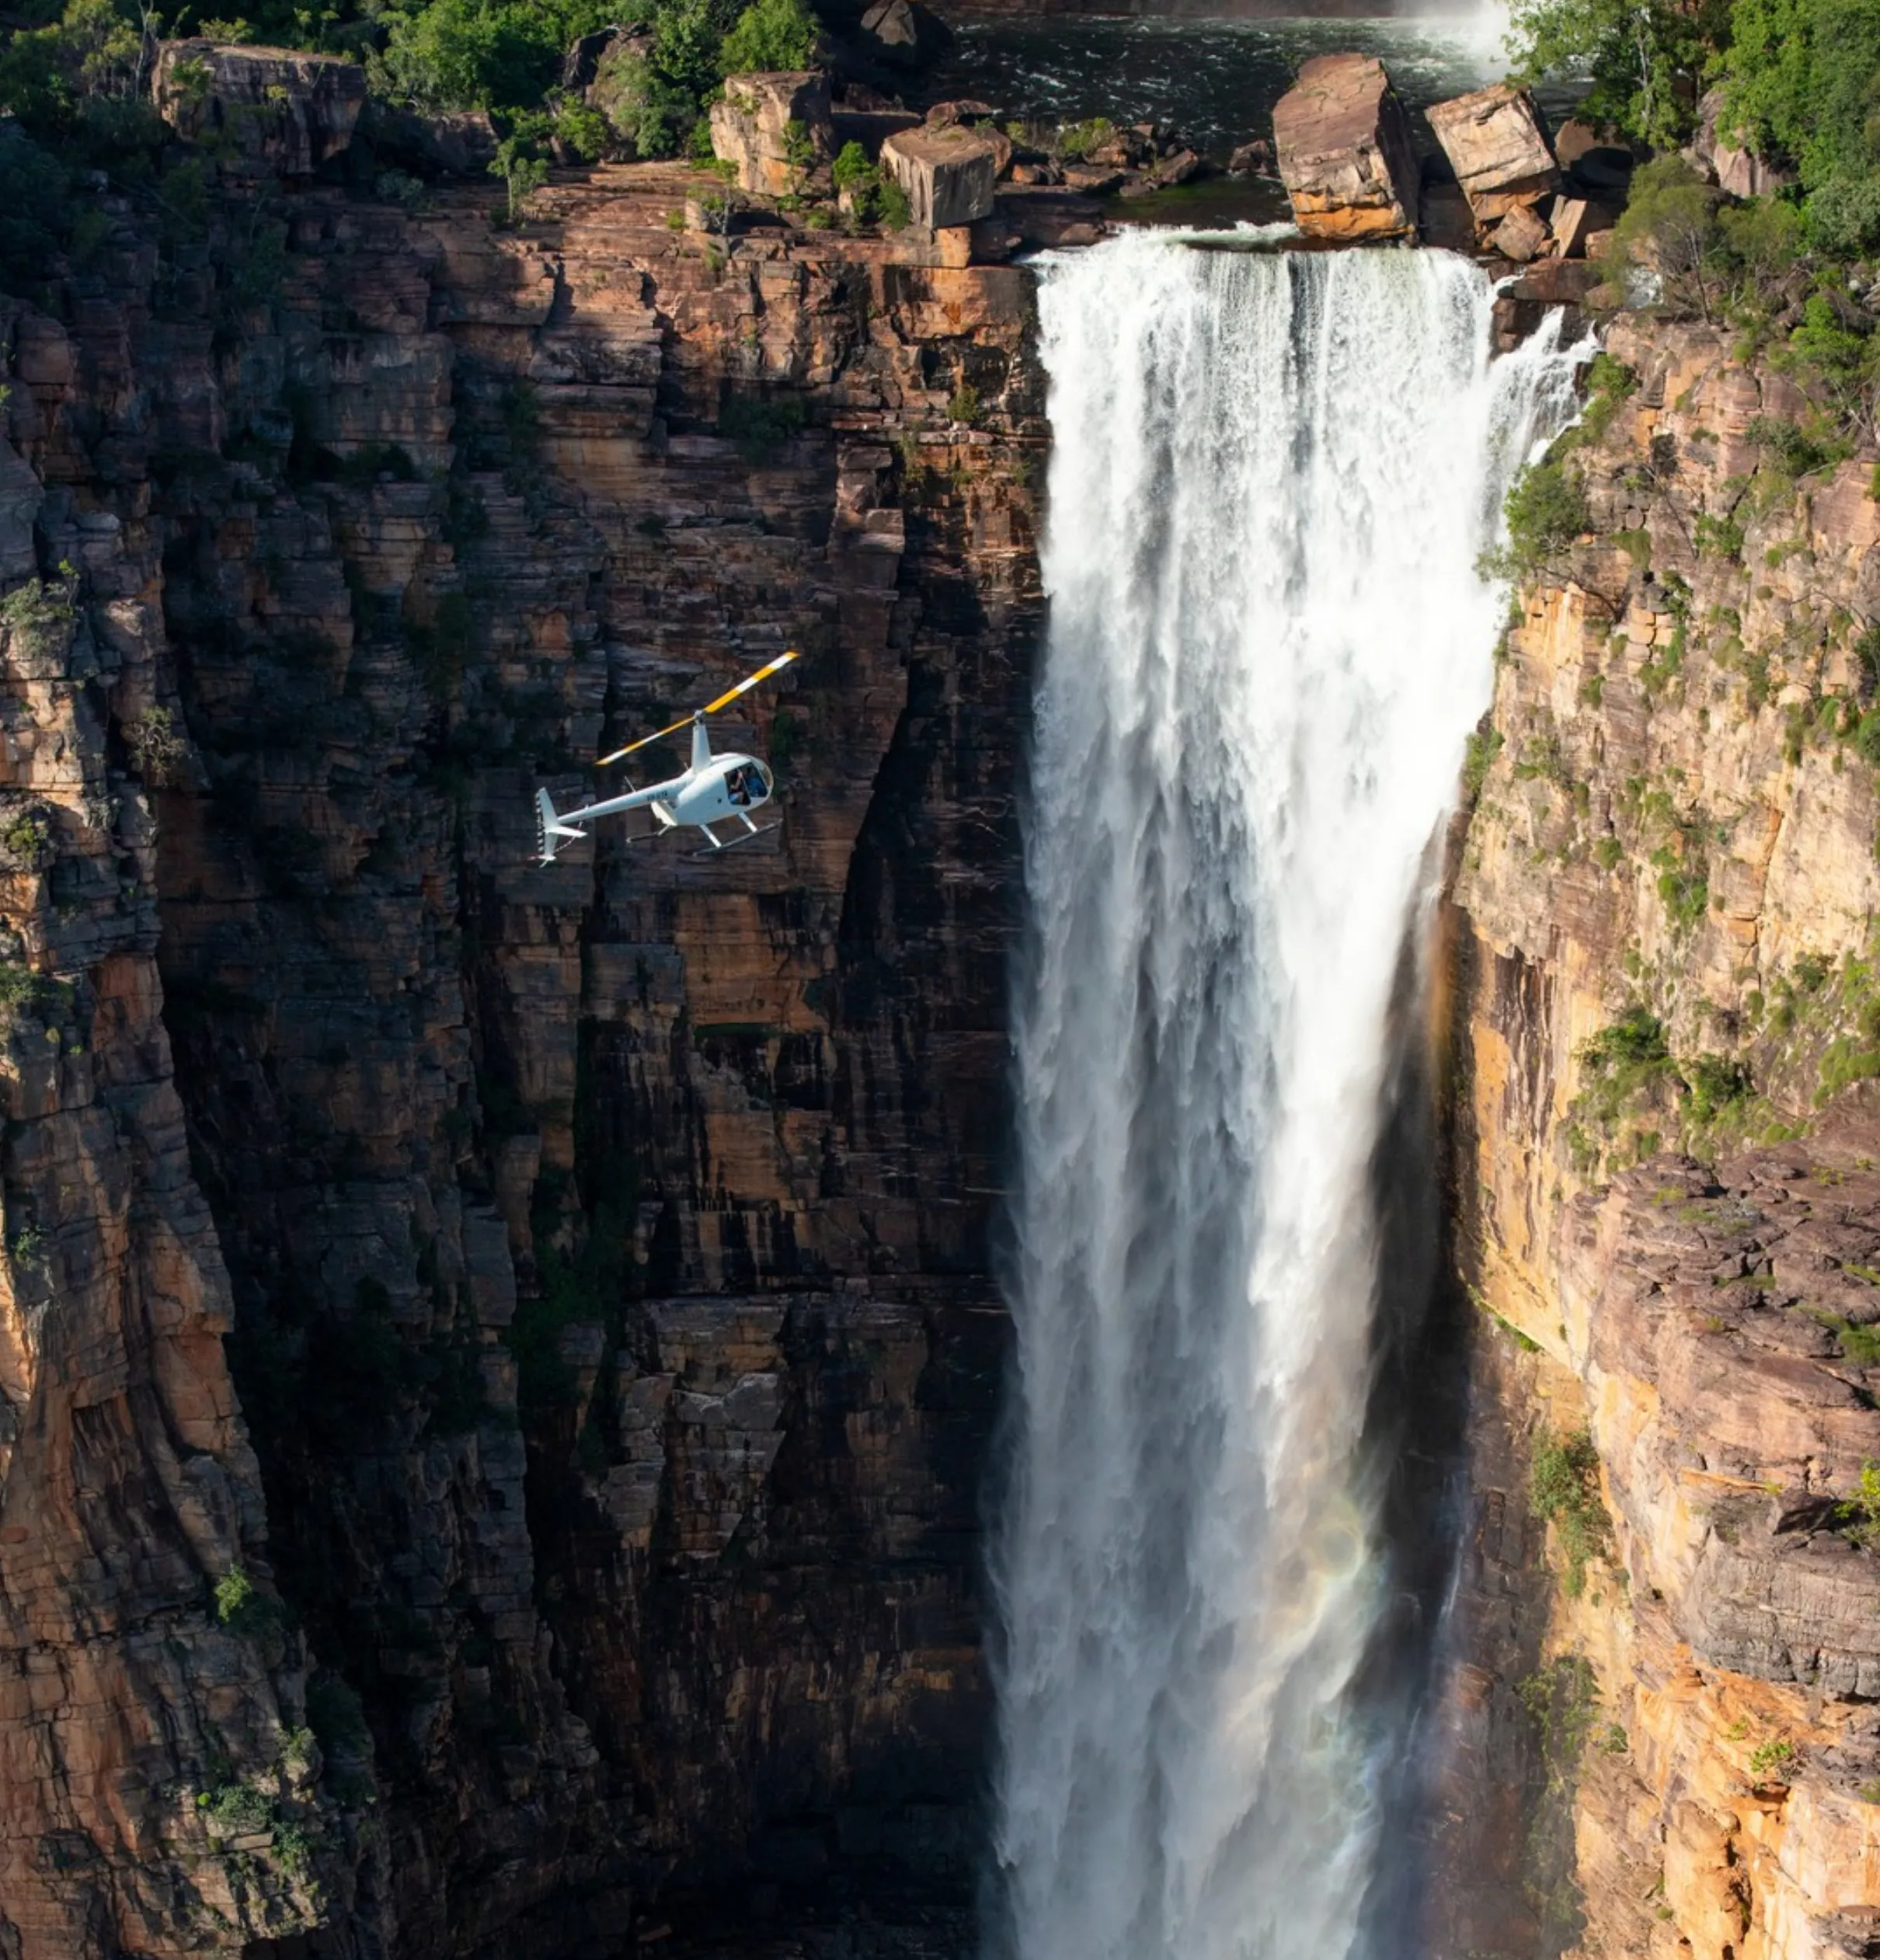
[1506,0,1880,253]
[0,0,823,203]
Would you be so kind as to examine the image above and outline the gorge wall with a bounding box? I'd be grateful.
[0,157,1039,1959]
[1447,313,1880,1960]
[5,109,1880,1960]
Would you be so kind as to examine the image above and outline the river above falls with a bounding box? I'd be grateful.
[921,13,1585,228]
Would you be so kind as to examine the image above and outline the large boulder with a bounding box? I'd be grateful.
[708,70,834,194]
[879,123,999,230]
[151,40,365,176]
[857,0,953,71]
[1271,54,1419,242]
[1688,85,1795,200]
[1426,82,1559,225]
[1489,200,1548,263]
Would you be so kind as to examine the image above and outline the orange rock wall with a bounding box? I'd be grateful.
[0,162,1041,1959]
[1447,313,1880,1960]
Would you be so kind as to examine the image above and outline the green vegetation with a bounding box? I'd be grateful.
[1718,0,1880,253]
[1835,1459,1880,1545]
[196,1781,275,1833]
[1576,1007,1673,1121]
[720,0,817,73]
[214,1564,281,1635]
[1507,0,1880,253]
[1748,1734,1798,1778]
[1481,461,1590,584]
[1495,0,1879,458]
[717,389,806,462]
[830,139,910,228]
[0,0,833,249]
[1530,1429,1614,1596]
[1050,117,1114,162]
[1506,0,1723,148]
[1463,726,1505,800]
[0,572,76,661]
[126,706,186,785]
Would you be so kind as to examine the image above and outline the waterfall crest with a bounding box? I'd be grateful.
[989,237,1582,1960]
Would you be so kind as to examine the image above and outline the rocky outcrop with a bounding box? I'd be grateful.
[1272,52,1420,242]
[1690,85,1795,201]
[857,0,954,70]
[709,70,835,193]
[1447,312,1880,1960]
[0,149,1041,1960]
[151,40,367,176]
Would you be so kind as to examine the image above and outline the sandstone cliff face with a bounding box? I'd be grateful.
[1450,312,1880,1960]
[0,158,1040,1959]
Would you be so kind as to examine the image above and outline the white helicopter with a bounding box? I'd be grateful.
[534,650,799,864]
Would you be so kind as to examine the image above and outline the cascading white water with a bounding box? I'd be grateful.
[989,236,1583,1960]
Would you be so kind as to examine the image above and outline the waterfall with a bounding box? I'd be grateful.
[988,237,1582,1960]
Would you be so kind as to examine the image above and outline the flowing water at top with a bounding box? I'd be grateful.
[987,236,1583,1960]
[927,13,1548,182]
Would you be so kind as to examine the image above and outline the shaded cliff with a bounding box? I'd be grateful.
[1447,312,1880,1960]
[0,157,1040,1959]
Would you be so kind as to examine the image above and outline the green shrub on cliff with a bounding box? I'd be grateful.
[1530,1429,1613,1596]
[1835,1460,1880,1547]
[1480,460,1589,585]
[214,1564,283,1635]
[0,573,76,662]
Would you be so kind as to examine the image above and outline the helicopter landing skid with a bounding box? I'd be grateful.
[690,821,780,859]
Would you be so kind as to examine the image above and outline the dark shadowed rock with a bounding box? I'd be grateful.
[151,39,366,176]
[1271,52,1419,242]
[859,0,954,69]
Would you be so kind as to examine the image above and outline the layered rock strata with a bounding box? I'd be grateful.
[1447,312,1880,1960]
[1272,51,1420,242]
[0,152,1041,1960]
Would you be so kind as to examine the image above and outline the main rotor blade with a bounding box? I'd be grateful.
[597,713,694,767]
[594,651,798,767]
[701,649,799,717]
